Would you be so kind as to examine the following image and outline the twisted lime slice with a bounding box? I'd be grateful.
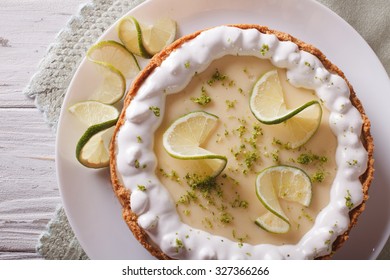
[86,61,126,105]
[250,70,322,148]
[142,18,176,55]
[163,111,227,180]
[69,101,119,168]
[87,40,140,79]
[117,16,151,58]
[255,165,312,233]
[76,120,117,168]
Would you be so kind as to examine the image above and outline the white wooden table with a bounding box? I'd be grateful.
[0,0,88,260]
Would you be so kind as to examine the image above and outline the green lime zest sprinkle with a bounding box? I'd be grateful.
[226,99,237,109]
[297,153,328,165]
[208,69,227,86]
[260,44,269,56]
[191,91,211,105]
[175,238,185,252]
[244,151,259,169]
[202,217,213,229]
[149,106,160,117]
[177,190,198,205]
[231,198,249,209]
[345,190,354,210]
[220,212,234,224]
[159,168,181,183]
[236,125,246,137]
[312,171,325,183]
[134,159,147,169]
[347,159,358,166]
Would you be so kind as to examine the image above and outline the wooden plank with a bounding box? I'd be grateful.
[0,0,89,259]
[0,107,59,259]
[0,0,87,107]
[0,108,57,199]
[0,197,61,254]
[0,252,43,260]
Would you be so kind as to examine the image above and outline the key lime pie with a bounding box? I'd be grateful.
[109,24,374,259]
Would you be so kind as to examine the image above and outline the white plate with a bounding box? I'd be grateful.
[56,0,390,259]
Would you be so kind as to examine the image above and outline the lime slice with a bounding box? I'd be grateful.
[163,111,227,179]
[68,100,119,126]
[87,61,126,104]
[255,166,290,224]
[70,101,119,168]
[281,102,322,149]
[255,165,312,233]
[76,120,116,168]
[142,18,176,55]
[255,212,290,234]
[250,70,322,148]
[117,16,151,58]
[87,40,140,79]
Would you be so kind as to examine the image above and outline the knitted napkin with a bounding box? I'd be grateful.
[25,0,390,260]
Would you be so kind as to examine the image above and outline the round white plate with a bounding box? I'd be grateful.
[56,0,390,259]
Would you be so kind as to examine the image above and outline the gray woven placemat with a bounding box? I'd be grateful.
[25,0,390,260]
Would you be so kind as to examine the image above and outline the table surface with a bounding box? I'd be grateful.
[0,0,89,260]
[0,0,389,260]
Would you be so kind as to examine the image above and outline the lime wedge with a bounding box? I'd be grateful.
[76,120,116,168]
[117,16,151,58]
[68,100,119,126]
[87,40,140,79]
[255,165,312,233]
[142,18,176,55]
[250,70,322,148]
[163,111,227,179]
[255,212,290,234]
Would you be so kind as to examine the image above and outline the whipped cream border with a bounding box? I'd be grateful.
[115,26,368,259]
